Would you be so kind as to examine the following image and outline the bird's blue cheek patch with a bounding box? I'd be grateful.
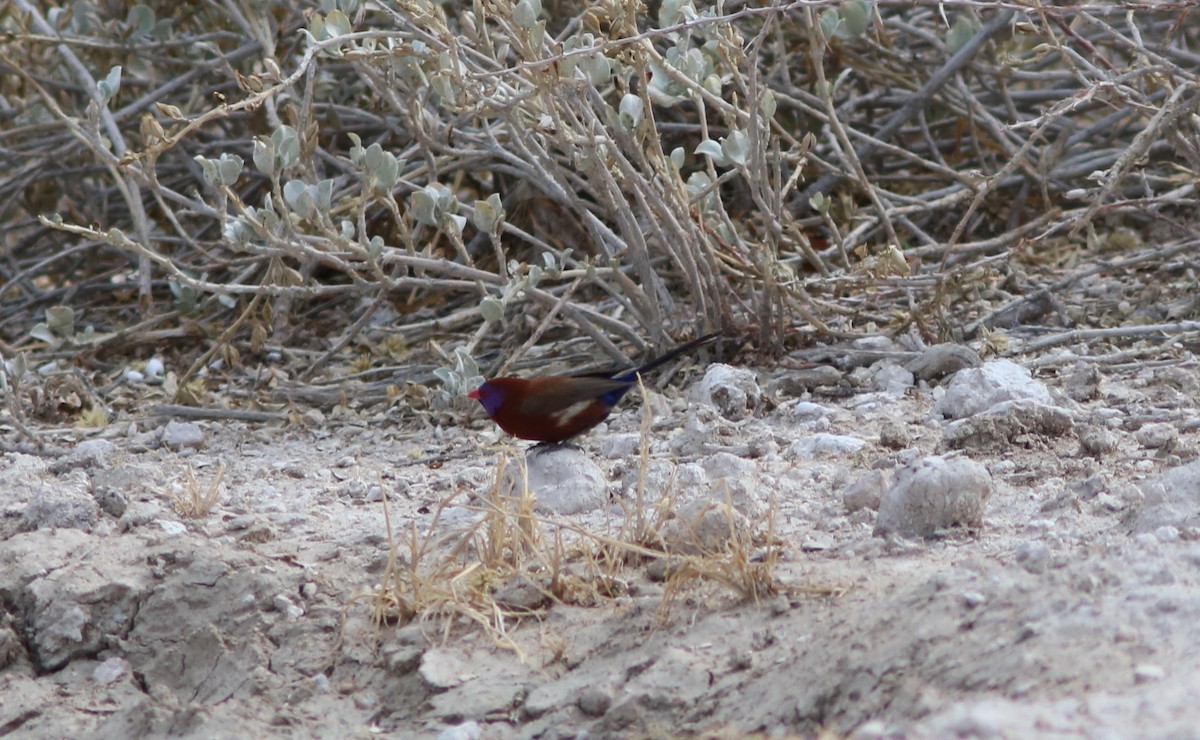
[479,390,505,416]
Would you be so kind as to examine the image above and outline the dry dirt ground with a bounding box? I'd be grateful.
[2,346,1200,739]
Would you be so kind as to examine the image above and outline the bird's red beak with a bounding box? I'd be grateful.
[467,387,481,399]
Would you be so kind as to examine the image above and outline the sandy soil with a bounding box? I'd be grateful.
[2,348,1199,739]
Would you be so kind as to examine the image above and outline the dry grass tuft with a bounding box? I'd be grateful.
[171,460,225,519]
[350,432,789,653]
[355,452,615,654]
[659,497,782,612]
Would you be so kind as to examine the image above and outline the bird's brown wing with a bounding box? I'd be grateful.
[517,377,629,417]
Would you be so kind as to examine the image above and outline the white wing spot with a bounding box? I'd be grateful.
[550,401,593,429]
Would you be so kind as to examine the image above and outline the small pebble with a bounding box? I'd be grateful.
[273,594,304,619]
[1134,664,1165,684]
[353,692,378,710]
[875,455,992,538]
[155,519,187,537]
[1015,541,1049,574]
[878,421,912,449]
[577,686,613,717]
[437,721,482,740]
[961,590,987,609]
[694,363,761,420]
[93,657,127,685]
[1079,427,1119,456]
[1135,422,1177,450]
[161,420,205,450]
[1155,526,1180,542]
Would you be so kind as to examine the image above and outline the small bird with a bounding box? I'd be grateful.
[468,333,719,443]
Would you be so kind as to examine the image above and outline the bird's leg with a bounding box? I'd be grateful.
[530,440,584,455]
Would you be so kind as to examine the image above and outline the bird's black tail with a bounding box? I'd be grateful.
[616,331,721,382]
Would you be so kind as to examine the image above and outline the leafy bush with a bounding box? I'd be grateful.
[2,1,1197,383]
